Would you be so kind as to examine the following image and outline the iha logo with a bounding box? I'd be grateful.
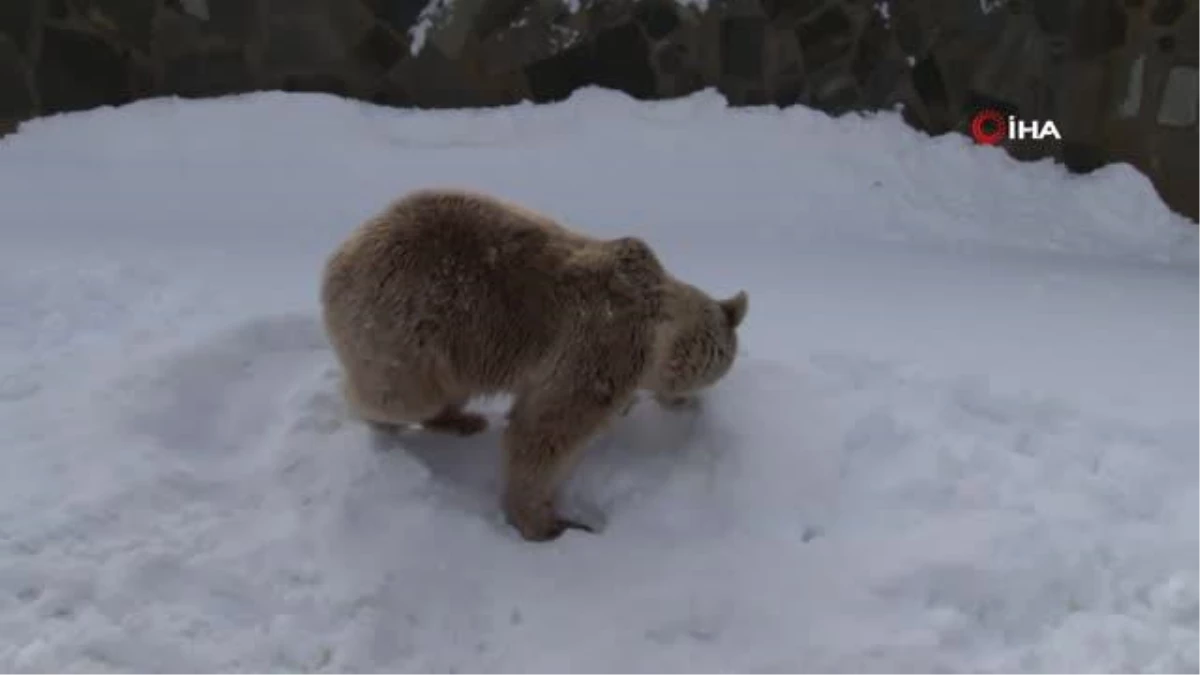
[969,109,1062,145]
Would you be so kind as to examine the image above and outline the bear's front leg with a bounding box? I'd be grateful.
[501,383,630,542]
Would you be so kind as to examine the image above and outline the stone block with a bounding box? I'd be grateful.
[964,86,1019,115]
[153,7,207,61]
[890,1,925,56]
[795,5,853,71]
[391,43,494,107]
[472,2,571,76]
[1175,6,1198,54]
[635,0,681,40]
[652,39,704,97]
[720,16,766,79]
[1061,140,1108,172]
[0,0,36,55]
[364,0,429,36]
[263,0,320,13]
[1150,0,1186,25]
[36,25,131,113]
[742,86,768,104]
[206,0,263,42]
[910,53,947,109]
[176,0,210,21]
[325,0,376,49]
[368,84,412,106]
[811,70,859,113]
[581,0,631,31]
[1149,126,1199,219]
[1070,0,1126,59]
[1114,54,1145,119]
[762,0,827,26]
[476,30,524,75]
[162,48,250,97]
[0,36,34,119]
[1053,60,1104,137]
[592,21,656,99]
[263,16,342,72]
[127,51,156,97]
[973,28,1059,118]
[1046,35,1069,64]
[265,0,371,45]
[85,0,157,52]
[281,72,349,96]
[427,0,484,59]
[655,40,686,75]
[525,41,592,102]
[772,75,805,107]
[1032,0,1072,35]
[852,11,888,86]
[354,23,407,74]
[471,0,529,41]
[718,0,767,18]
[859,50,907,107]
[46,0,68,20]
[1156,66,1198,127]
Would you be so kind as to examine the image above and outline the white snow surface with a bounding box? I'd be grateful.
[408,0,451,55]
[0,87,1196,672]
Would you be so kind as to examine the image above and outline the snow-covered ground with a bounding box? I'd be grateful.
[0,88,1196,672]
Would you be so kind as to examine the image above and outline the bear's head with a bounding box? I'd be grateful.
[644,283,749,404]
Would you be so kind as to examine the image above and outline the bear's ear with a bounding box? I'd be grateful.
[720,291,748,328]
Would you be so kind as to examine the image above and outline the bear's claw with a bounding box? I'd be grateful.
[529,517,596,542]
[506,509,597,542]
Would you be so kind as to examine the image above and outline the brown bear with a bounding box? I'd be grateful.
[320,188,748,541]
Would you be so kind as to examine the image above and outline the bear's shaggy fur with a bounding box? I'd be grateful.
[320,188,748,541]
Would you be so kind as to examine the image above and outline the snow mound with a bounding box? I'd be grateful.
[0,88,1195,672]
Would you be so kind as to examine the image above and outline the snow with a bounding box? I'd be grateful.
[873,0,891,24]
[0,87,1196,672]
[408,0,451,56]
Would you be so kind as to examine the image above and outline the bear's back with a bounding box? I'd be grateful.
[324,189,650,391]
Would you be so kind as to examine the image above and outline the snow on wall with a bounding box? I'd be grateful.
[407,0,711,55]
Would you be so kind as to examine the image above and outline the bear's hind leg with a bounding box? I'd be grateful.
[341,370,488,436]
[340,375,424,430]
[338,367,487,437]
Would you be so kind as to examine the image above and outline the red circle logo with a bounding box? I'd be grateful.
[970,109,1007,145]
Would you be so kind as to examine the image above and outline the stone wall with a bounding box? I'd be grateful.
[1,0,1196,220]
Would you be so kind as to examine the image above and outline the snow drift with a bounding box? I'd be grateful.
[0,87,1196,672]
